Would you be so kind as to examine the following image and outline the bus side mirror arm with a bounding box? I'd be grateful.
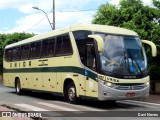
[88,35,104,52]
[142,40,157,57]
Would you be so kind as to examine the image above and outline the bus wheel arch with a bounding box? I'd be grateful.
[15,77,23,95]
[63,79,78,104]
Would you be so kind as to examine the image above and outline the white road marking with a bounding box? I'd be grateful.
[51,101,105,111]
[14,104,49,111]
[36,102,80,111]
[118,101,158,109]
[125,100,160,106]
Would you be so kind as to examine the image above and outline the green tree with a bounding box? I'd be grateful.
[153,0,160,9]
[92,0,160,80]
[0,33,34,71]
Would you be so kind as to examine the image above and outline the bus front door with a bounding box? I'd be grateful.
[85,43,98,98]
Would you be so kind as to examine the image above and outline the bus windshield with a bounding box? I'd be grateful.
[99,34,148,78]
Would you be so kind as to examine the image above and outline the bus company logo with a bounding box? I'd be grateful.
[38,59,48,66]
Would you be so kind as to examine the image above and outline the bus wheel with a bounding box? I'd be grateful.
[15,79,23,95]
[66,82,78,104]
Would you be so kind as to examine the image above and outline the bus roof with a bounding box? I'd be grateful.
[5,24,138,49]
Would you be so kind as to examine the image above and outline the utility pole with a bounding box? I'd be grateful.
[53,0,55,30]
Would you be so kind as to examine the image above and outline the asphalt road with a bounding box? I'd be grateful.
[0,84,160,120]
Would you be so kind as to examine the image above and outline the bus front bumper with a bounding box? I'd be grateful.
[98,81,149,101]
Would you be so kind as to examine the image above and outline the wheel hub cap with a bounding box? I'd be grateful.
[68,87,75,100]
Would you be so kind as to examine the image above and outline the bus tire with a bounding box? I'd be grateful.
[66,82,78,104]
[15,79,23,95]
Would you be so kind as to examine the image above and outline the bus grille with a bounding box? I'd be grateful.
[114,84,147,90]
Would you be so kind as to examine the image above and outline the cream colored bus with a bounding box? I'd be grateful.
[3,24,157,103]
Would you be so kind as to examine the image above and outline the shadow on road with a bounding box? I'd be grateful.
[8,89,142,110]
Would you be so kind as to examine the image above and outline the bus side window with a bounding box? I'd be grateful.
[55,36,63,56]
[73,31,93,66]
[21,44,30,60]
[5,49,13,61]
[12,47,20,61]
[62,35,73,55]
[48,38,56,56]
[30,42,41,58]
[30,42,36,58]
[41,39,49,57]
[35,42,41,58]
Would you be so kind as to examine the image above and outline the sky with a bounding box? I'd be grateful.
[0,0,153,34]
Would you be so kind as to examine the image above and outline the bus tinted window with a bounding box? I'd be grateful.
[30,42,41,58]
[41,39,48,57]
[62,35,72,54]
[48,38,55,56]
[55,36,63,55]
[5,49,12,61]
[12,47,20,61]
[21,44,30,60]
[73,30,92,41]
[30,43,36,58]
[73,31,92,65]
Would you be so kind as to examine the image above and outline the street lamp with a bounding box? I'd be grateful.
[32,6,53,30]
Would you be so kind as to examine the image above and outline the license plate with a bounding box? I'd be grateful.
[126,93,135,97]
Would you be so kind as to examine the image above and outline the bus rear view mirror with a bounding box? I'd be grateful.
[142,40,157,57]
[88,35,104,52]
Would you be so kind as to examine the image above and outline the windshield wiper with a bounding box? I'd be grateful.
[128,49,143,76]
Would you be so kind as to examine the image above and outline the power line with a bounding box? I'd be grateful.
[53,9,97,13]
[25,16,46,32]
[25,8,97,32]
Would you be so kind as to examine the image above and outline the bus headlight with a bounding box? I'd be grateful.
[106,82,113,87]
[104,81,115,88]
[98,79,115,88]
[145,82,150,86]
